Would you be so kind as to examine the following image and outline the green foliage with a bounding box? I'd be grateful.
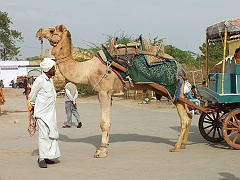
[76,84,95,96]
[198,41,228,72]
[80,42,102,57]
[26,56,41,61]
[148,36,163,46]
[104,31,135,45]
[88,46,101,57]
[164,45,197,65]
[75,56,87,62]
[199,41,227,63]
[0,11,23,60]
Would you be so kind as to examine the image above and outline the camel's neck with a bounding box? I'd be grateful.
[57,57,89,85]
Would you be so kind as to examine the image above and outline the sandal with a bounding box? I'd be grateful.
[62,125,71,128]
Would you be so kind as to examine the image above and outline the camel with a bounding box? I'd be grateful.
[36,24,192,158]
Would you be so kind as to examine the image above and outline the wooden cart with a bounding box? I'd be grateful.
[196,17,240,149]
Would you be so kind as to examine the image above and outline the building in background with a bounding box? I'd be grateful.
[0,61,41,87]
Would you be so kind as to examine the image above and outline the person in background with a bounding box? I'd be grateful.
[23,76,28,95]
[202,80,207,87]
[29,58,60,168]
[187,85,200,114]
[0,80,4,88]
[26,82,35,136]
[62,79,82,128]
[0,88,6,114]
[200,80,207,107]
[155,92,162,101]
[234,47,240,64]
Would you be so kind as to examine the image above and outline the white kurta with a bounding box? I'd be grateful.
[29,73,60,159]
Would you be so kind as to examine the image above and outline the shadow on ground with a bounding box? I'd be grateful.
[59,133,176,149]
[58,124,233,151]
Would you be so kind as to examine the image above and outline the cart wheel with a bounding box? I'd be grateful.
[198,111,228,142]
[222,109,240,149]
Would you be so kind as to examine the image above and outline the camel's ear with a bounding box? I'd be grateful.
[58,24,66,32]
[55,25,59,31]
[49,28,55,33]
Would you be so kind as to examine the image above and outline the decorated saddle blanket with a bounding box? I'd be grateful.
[96,48,182,100]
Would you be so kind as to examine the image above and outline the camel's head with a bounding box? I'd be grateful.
[51,24,72,59]
[36,24,68,47]
[51,24,68,46]
[36,24,72,61]
[36,27,55,41]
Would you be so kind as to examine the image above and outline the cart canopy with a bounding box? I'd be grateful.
[206,17,240,41]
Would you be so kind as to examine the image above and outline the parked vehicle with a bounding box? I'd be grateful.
[0,80,4,88]
[16,76,25,88]
[9,80,18,88]
[15,75,32,88]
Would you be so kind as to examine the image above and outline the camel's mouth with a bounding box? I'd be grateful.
[36,28,44,40]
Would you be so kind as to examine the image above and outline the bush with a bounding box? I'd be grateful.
[76,84,96,96]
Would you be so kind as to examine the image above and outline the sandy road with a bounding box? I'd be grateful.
[0,88,240,180]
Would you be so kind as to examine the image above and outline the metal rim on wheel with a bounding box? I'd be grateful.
[198,111,228,142]
[222,108,240,149]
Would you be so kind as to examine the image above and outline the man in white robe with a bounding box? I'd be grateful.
[29,58,60,168]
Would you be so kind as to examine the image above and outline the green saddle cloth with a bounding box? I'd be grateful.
[98,49,180,98]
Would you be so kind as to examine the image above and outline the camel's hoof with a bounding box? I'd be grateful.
[180,144,186,149]
[94,150,108,158]
[169,147,180,152]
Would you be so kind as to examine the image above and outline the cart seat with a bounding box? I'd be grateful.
[208,73,236,94]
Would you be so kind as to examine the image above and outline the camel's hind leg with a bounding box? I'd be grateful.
[94,91,113,158]
[170,101,192,152]
[180,103,192,149]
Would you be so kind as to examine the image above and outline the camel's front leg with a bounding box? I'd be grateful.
[170,101,192,152]
[94,91,113,158]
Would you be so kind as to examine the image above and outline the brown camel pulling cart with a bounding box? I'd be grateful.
[36,22,239,158]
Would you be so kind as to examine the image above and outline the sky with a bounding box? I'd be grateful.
[1,0,240,60]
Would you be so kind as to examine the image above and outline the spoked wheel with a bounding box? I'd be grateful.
[199,110,229,142]
[222,108,240,149]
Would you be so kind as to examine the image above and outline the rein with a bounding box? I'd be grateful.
[92,61,112,91]
[28,116,38,137]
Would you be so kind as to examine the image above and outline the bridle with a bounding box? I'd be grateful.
[50,31,63,46]
[39,27,67,47]
[38,27,71,64]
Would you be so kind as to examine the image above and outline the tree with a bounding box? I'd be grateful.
[164,45,196,64]
[198,41,228,72]
[199,41,226,63]
[26,56,41,61]
[104,31,135,45]
[0,11,23,61]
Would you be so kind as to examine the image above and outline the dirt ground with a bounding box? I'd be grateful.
[1,88,240,180]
